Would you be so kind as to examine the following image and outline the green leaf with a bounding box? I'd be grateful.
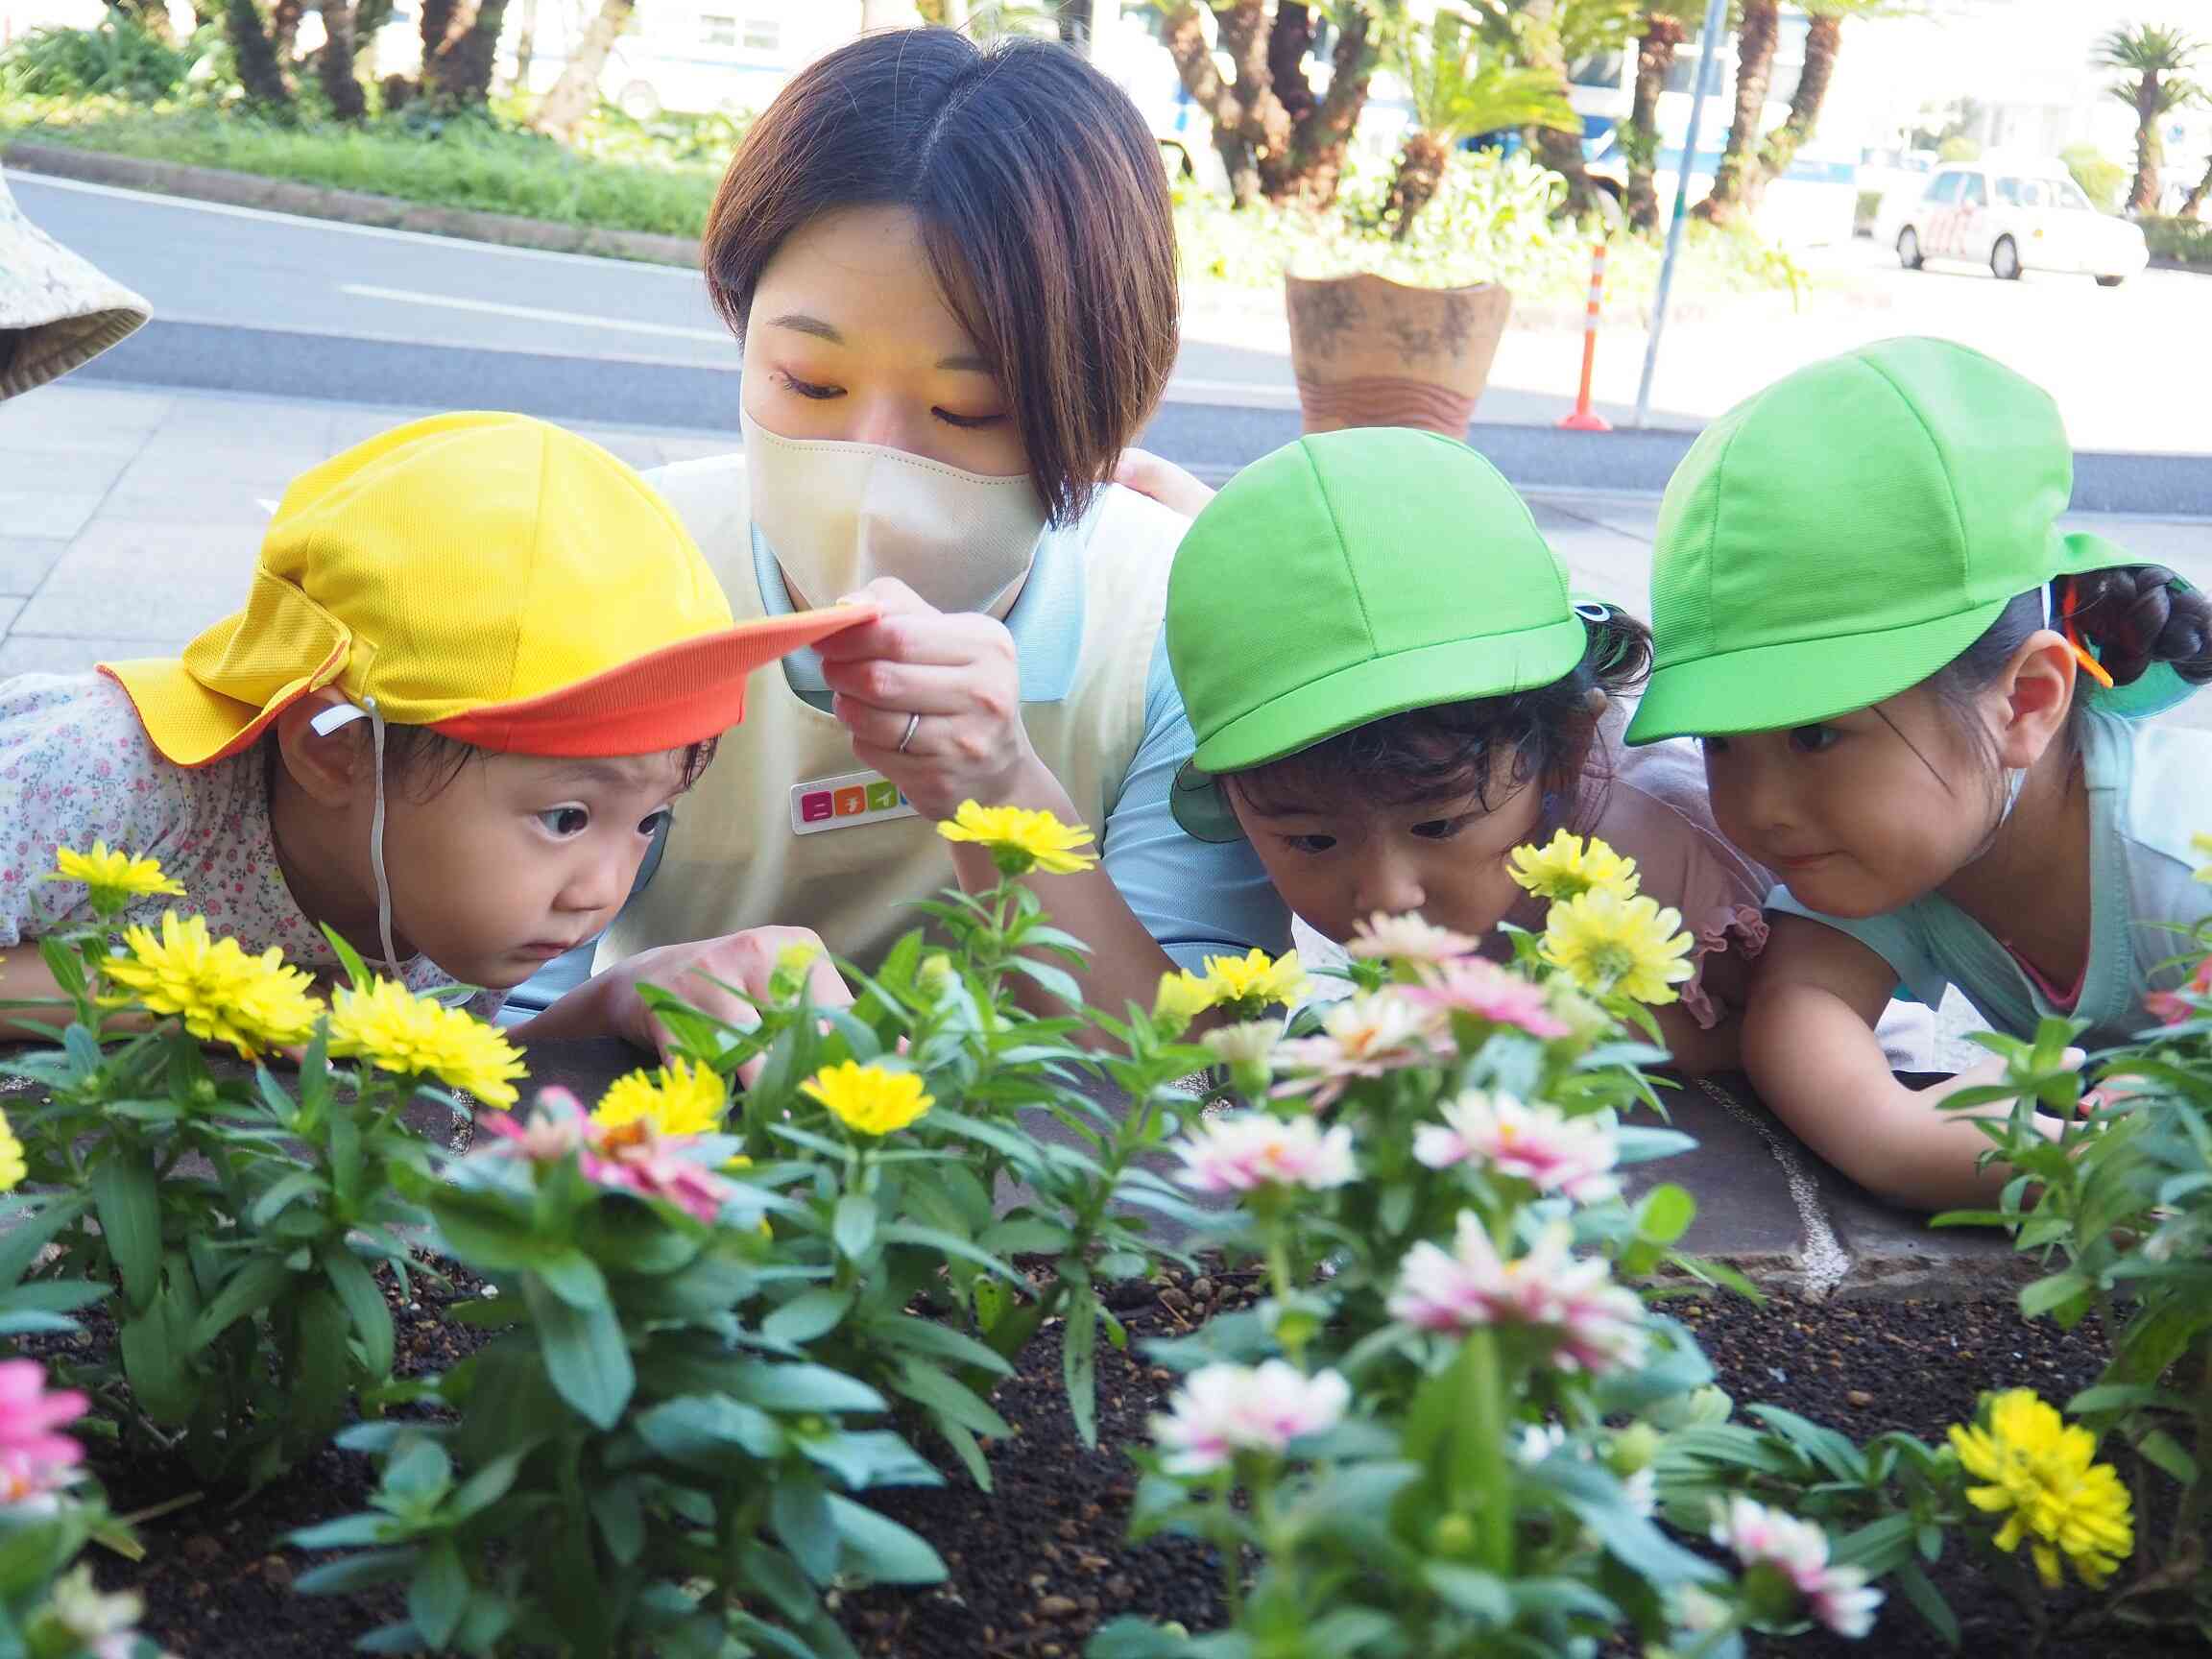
[430,1191,540,1272]
[319,921,374,992]
[190,1256,294,1350]
[2139,1428,2200,1486]
[728,1362,887,1418]
[798,1429,942,1493]
[324,1247,395,1382]
[1424,1564,1510,1623]
[2066,1382,2195,1416]
[895,1359,1012,1440]
[880,1222,1021,1282]
[408,1539,469,1648]
[89,1157,162,1311]
[773,1474,840,1583]
[1007,955,1083,1009]
[763,1286,855,1347]
[590,1479,645,1565]
[637,1393,788,1466]
[447,1452,524,1521]
[825,1493,947,1584]
[1891,1560,1960,1647]
[288,1514,398,1550]
[832,1193,878,1262]
[532,1248,610,1311]
[250,1170,327,1229]
[293,1550,418,1597]
[117,1305,194,1425]
[1063,1288,1099,1450]
[2019,1270,2092,1320]
[1634,1183,1697,1247]
[982,1215,1073,1256]
[524,1274,634,1430]
[383,1438,454,1503]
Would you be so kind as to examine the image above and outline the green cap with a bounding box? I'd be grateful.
[1166,428,1591,835]
[1627,337,2188,745]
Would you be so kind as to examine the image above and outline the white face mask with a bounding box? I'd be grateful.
[741,410,1047,615]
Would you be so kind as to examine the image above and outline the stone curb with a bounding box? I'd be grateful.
[2,140,701,268]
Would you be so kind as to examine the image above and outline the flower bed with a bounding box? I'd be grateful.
[0,817,2203,1658]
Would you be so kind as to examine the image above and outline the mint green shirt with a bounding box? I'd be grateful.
[1767,711,2212,1050]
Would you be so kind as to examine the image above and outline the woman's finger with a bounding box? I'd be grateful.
[815,609,1013,669]
[831,575,930,615]
[820,659,997,716]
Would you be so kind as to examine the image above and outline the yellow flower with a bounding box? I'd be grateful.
[1201,948,1311,1015]
[1152,968,1219,1031]
[327,977,528,1107]
[1949,1390,2134,1590]
[99,912,324,1060]
[1507,830,1641,904]
[1539,889,1695,1005]
[46,843,187,905]
[592,1056,726,1138]
[0,1113,24,1192]
[936,801,1099,876]
[2194,832,2212,883]
[801,1061,933,1137]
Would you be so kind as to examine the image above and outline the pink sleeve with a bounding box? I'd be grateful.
[1580,738,1774,1030]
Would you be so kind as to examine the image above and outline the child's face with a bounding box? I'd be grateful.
[1699,685,2007,919]
[373,751,690,990]
[1227,758,1547,947]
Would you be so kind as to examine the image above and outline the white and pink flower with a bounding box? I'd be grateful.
[1345,912,1482,965]
[1149,1361,1350,1476]
[1270,992,1444,1108]
[582,1118,735,1226]
[1172,1111,1358,1194]
[476,1089,589,1165]
[1402,958,1572,1040]
[0,1361,85,1510]
[1388,1215,1647,1375]
[1414,1093,1622,1204]
[1712,1495,1884,1640]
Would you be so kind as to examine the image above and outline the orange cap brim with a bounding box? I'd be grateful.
[430,603,876,757]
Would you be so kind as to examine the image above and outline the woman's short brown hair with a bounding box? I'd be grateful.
[702,28,1178,527]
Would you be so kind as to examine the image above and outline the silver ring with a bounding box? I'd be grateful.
[897,711,922,754]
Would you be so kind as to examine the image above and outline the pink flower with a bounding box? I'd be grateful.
[1173,1112,1358,1194]
[1402,958,1571,1040]
[476,1090,587,1165]
[1413,1093,1622,1204]
[1270,993,1444,1109]
[0,1361,85,1507]
[1387,1216,1647,1375]
[582,1118,734,1226]
[1345,912,1482,965]
[2147,956,2212,1025]
[1149,1361,1350,1476]
[1712,1496,1884,1639]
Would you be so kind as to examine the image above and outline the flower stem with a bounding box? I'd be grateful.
[1455,1328,1512,1575]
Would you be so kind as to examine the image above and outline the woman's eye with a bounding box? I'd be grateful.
[932,407,1006,431]
[537,806,590,837]
[1283,834,1337,855]
[1788,725,1840,755]
[1411,816,1475,842]
[637,808,674,838]
[776,371,841,401]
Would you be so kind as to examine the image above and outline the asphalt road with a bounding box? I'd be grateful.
[13,171,2211,511]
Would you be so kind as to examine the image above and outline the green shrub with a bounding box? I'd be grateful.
[0,15,209,103]
[2062,142,2128,215]
[2142,213,2212,270]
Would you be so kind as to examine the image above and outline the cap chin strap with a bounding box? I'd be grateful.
[308,698,403,978]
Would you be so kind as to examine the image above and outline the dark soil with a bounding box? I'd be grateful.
[46,1265,2205,1659]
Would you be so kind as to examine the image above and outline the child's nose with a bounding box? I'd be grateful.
[560,849,630,915]
[1355,855,1425,920]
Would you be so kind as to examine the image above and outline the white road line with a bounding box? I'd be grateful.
[3,168,709,276]
[338,283,729,341]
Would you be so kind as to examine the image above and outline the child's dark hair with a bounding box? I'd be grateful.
[1230,607,1653,817]
[368,727,718,801]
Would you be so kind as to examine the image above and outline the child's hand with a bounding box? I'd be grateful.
[1113,447,1216,517]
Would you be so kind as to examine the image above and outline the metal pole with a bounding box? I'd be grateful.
[1631,0,1730,429]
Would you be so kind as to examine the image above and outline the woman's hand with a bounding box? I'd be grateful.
[1114,447,1217,517]
[816,576,1043,821]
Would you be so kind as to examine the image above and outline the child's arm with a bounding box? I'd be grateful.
[1653,948,1746,1076]
[1742,915,2063,1211]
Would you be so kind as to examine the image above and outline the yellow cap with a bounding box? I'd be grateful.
[100,412,867,765]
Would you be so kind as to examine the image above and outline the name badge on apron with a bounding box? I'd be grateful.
[789,769,920,836]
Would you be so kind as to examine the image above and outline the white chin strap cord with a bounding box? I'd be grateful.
[308,698,402,978]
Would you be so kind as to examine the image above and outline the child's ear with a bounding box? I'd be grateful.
[1995,630,2077,769]
[274,690,369,808]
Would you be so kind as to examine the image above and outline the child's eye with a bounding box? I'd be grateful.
[537,806,590,838]
[1788,725,1840,755]
[776,371,841,401]
[933,407,1006,430]
[1411,815,1476,842]
[1283,834,1337,855]
[637,808,674,838]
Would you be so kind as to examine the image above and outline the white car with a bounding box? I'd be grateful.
[1881,162,2149,287]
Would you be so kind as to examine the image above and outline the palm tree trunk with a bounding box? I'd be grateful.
[1518,0,1597,218]
[114,0,176,44]
[2181,151,2212,219]
[1286,0,1377,208]
[1744,9,1838,215]
[2128,75,2164,213]
[316,0,368,116]
[223,0,295,106]
[436,0,510,103]
[1625,12,1683,233]
[1696,0,1777,224]
[1385,129,1453,239]
[530,0,633,138]
[269,0,304,61]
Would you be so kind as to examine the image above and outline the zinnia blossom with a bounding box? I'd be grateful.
[1388,1215,1647,1375]
[326,976,528,1106]
[99,912,324,1060]
[802,1061,934,1137]
[1270,992,1443,1108]
[1540,888,1695,1005]
[1413,1092,1621,1204]
[0,1112,24,1193]
[1148,1361,1349,1476]
[0,1360,86,1509]
[1507,830,1641,904]
[1199,948,1310,1015]
[1152,968,1218,1031]
[1711,1495,1883,1639]
[582,1117,734,1226]
[476,1089,588,1165]
[1948,1389,2134,1590]
[936,801,1099,876]
[1345,912,1481,965]
[591,1056,727,1138]
[1172,1110,1357,1194]
[1403,957,1572,1040]
[2146,955,2212,1025]
[46,843,184,905]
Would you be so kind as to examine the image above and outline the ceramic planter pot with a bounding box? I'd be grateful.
[1284,271,1512,437]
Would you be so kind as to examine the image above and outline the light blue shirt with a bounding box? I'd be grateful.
[750,527,1290,974]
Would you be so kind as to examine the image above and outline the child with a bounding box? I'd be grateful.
[1625,337,2212,1210]
[1155,427,1791,1075]
[1,411,862,1034]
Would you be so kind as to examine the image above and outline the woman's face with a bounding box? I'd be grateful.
[741,205,1027,479]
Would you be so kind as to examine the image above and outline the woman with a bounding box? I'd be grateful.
[524,28,1288,1052]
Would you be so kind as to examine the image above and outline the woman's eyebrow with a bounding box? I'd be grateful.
[769,312,843,343]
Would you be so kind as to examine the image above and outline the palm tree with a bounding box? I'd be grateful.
[1695,0,1778,224]
[2182,148,2212,218]
[1623,9,1685,231]
[2094,22,2204,214]
[531,0,633,138]
[1381,3,1579,237]
[1742,0,1891,214]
